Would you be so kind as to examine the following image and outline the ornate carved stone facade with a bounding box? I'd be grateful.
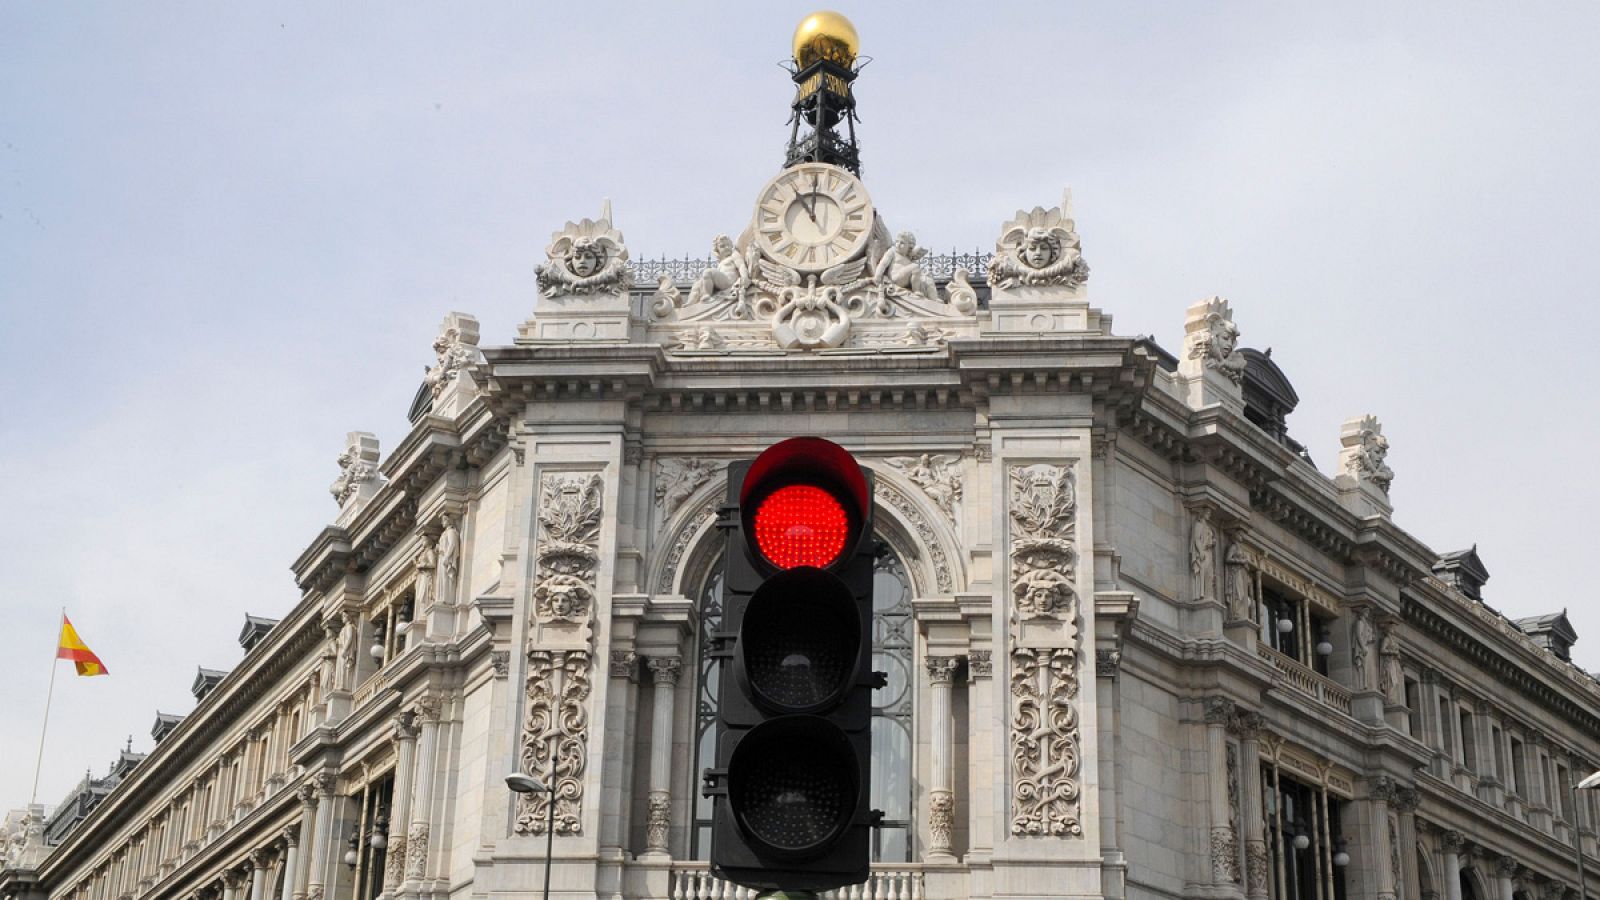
[7,51,1598,900]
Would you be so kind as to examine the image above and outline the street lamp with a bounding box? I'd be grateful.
[506,771,556,900]
[1576,769,1599,900]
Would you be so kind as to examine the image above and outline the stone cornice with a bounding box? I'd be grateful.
[34,601,322,881]
[291,402,508,596]
[1402,581,1600,748]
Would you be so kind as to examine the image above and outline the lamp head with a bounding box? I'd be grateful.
[504,772,549,794]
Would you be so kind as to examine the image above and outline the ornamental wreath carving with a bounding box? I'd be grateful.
[989,204,1090,290]
[1007,463,1082,838]
[514,649,593,836]
[533,474,604,624]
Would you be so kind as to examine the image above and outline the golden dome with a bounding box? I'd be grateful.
[792,11,859,67]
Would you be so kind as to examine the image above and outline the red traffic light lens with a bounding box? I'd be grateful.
[752,484,850,570]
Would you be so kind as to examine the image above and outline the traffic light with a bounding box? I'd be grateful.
[703,437,879,893]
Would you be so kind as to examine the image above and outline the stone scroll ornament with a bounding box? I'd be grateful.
[535,209,633,299]
[654,229,977,351]
[515,649,594,836]
[1007,463,1083,838]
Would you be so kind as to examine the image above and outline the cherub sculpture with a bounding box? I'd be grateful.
[873,231,940,303]
[687,234,753,309]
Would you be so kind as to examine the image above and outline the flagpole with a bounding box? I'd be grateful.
[30,609,63,807]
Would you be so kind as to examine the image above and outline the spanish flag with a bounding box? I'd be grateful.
[57,615,108,677]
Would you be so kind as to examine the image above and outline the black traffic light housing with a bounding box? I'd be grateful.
[703,437,879,892]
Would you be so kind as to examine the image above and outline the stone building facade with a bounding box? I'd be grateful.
[4,146,1599,900]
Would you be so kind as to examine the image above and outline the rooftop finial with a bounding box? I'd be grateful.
[785,11,865,175]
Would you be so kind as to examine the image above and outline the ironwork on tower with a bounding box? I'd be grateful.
[784,12,865,175]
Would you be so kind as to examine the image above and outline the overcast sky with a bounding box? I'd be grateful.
[3,2,1599,812]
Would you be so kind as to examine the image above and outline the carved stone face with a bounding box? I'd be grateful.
[569,244,602,277]
[1214,322,1238,358]
[896,233,916,256]
[712,235,734,259]
[1022,232,1058,269]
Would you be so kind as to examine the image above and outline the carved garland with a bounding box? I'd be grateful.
[1007,463,1082,838]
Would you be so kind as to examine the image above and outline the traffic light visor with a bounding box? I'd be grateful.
[740,437,869,572]
[740,567,861,713]
[726,716,860,858]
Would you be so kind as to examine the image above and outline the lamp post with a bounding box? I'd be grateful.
[505,770,556,900]
[1576,769,1600,900]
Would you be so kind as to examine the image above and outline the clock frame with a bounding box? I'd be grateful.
[753,163,873,272]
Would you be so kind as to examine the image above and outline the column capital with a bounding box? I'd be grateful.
[925,655,961,685]
[281,823,301,849]
[296,781,319,808]
[1203,696,1235,725]
[410,692,442,723]
[391,710,419,743]
[1440,829,1465,853]
[1494,855,1520,878]
[250,848,273,869]
[312,770,339,797]
[647,655,683,686]
[1095,648,1122,677]
[967,648,992,681]
[1228,710,1265,740]
[608,650,638,680]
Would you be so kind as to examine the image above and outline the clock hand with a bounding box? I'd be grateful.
[796,184,818,223]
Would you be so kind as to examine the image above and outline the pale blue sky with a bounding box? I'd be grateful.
[3,2,1598,811]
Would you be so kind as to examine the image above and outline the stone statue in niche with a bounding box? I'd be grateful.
[1223,540,1255,622]
[412,542,437,612]
[872,231,941,303]
[535,210,632,298]
[989,205,1090,290]
[1351,606,1376,691]
[1186,300,1248,385]
[687,234,754,310]
[1378,623,1404,705]
[435,513,461,609]
[337,613,357,674]
[1189,508,1218,602]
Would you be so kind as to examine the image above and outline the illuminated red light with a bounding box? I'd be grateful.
[752,484,850,569]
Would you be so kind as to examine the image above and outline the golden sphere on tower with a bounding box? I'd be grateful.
[792,11,859,68]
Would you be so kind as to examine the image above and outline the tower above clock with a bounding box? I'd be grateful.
[785,11,864,175]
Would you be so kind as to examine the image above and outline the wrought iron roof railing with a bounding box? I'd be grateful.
[631,251,993,287]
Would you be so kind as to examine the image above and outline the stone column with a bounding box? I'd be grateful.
[404,696,442,884]
[643,656,683,857]
[1441,830,1464,900]
[384,712,418,893]
[291,786,316,900]
[305,772,338,900]
[247,849,270,900]
[279,826,300,900]
[1230,712,1268,900]
[1494,856,1517,900]
[1367,778,1399,900]
[926,655,962,861]
[1203,698,1241,887]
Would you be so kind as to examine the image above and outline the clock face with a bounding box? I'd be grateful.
[754,163,873,271]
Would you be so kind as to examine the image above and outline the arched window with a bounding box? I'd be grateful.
[690,542,915,861]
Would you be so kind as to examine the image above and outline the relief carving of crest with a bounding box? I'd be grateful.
[535,205,633,299]
[534,473,605,624]
[990,204,1089,290]
[654,458,721,518]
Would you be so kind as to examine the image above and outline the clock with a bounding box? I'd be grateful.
[753,163,874,272]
